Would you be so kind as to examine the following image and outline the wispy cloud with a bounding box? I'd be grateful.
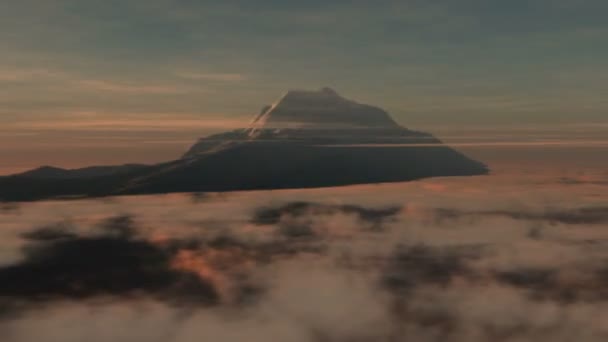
[322,141,608,148]
[76,79,197,95]
[5,117,247,132]
[0,68,64,82]
[0,67,207,95]
[175,72,248,82]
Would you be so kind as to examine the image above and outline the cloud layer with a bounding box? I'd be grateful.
[0,171,607,341]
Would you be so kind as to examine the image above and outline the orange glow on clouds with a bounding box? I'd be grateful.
[170,248,257,302]
[421,183,448,192]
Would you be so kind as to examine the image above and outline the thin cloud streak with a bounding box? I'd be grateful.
[75,80,198,95]
[0,67,210,96]
[322,141,608,148]
[0,68,64,82]
[4,118,248,132]
[175,72,248,82]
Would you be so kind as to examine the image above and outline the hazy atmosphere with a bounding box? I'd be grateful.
[1,1,607,341]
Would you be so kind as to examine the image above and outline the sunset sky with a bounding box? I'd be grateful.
[2,3,608,340]
[1,0,607,173]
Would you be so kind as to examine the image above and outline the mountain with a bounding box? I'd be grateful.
[183,88,438,158]
[0,88,488,202]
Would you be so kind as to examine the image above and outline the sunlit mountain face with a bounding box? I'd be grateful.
[1,1,608,341]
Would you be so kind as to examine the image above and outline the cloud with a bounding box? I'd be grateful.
[76,80,195,94]
[0,209,334,315]
[0,215,219,310]
[557,176,608,186]
[381,244,477,296]
[252,201,402,226]
[324,141,608,148]
[1,173,608,340]
[175,72,247,82]
[4,117,247,132]
[0,67,195,95]
[0,68,64,82]
[20,223,78,241]
[432,206,608,225]
[0,202,20,214]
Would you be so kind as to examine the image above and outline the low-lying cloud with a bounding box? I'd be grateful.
[433,206,608,225]
[0,173,607,341]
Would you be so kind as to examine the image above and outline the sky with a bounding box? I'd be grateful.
[1,0,607,173]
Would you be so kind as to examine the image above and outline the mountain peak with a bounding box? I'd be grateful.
[249,87,398,131]
[283,86,340,97]
[320,86,339,95]
[279,87,342,103]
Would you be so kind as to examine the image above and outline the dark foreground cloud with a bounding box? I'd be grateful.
[253,201,401,230]
[381,244,480,295]
[434,206,608,225]
[557,176,608,186]
[494,265,608,303]
[20,223,78,241]
[0,215,219,312]
[0,210,336,316]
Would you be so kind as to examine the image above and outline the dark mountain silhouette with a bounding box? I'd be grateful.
[0,88,488,202]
